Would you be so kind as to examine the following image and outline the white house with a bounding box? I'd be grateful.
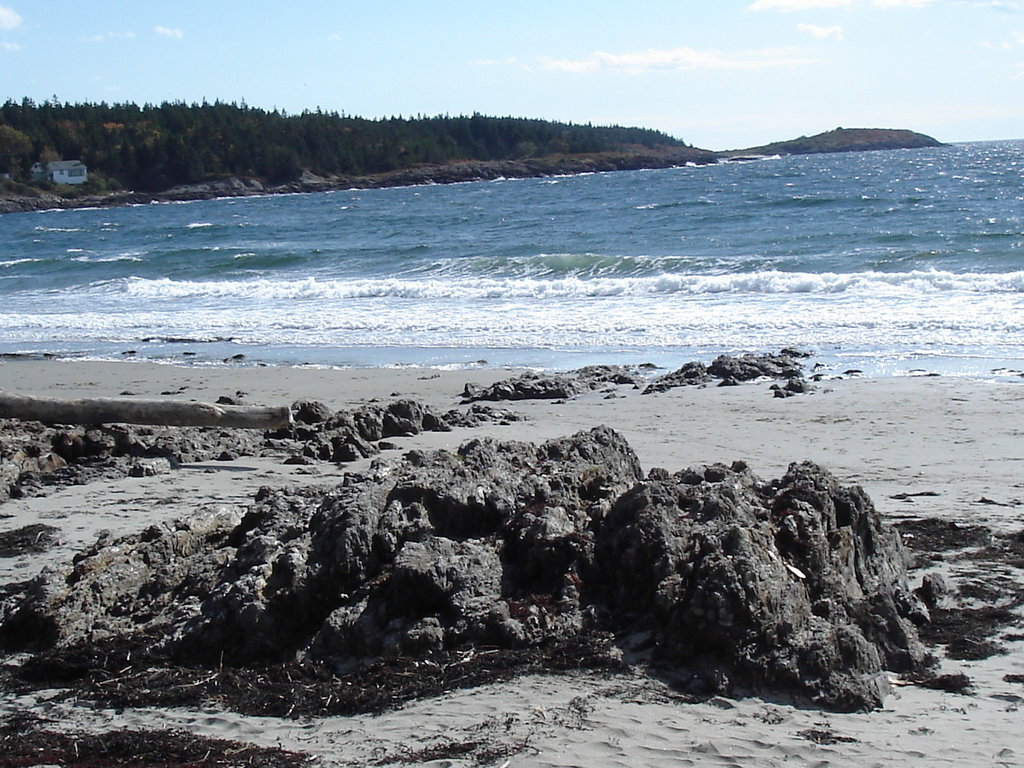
[31,160,88,185]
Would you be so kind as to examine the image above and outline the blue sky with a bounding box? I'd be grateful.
[2,1,1022,149]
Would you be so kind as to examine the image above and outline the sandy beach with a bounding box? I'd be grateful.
[2,359,1023,766]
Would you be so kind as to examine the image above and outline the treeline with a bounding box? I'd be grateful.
[0,99,687,192]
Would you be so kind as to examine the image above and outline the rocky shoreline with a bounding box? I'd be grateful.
[0,351,808,505]
[0,414,931,711]
[0,355,997,715]
[1,360,1021,766]
[0,126,943,215]
[0,148,717,215]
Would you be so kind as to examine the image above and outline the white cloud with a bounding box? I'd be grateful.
[1,40,22,51]
[0,4,21,30]
[82,31,136,43]
[544,56,602,73]
[748,0,852,10]
[474,56,521,67]
[872,0,939,7]
[798,22,845,38]
[155,26,183,39]
[751,0,963,8]
[543,46,819,74]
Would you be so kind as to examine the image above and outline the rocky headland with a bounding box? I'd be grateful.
[0,147,716,215]
[0,128,942,215]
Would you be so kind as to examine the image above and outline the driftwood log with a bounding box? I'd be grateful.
[0,391,292,430]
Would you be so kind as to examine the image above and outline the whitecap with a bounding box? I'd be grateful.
[104,269,1024,307]
[0,257,44,268]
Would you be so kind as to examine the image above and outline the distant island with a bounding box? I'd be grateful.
[0,99,942,213]
[722,127,943,158]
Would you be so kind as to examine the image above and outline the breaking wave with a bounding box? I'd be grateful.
[111,269,1024,301]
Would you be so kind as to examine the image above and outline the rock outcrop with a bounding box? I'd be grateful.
[459,353,814,402]
[1,427,928,710]
[0,398,519,503]
[463,365,646,402]
[644,350,812,395]
[642,362,711,393]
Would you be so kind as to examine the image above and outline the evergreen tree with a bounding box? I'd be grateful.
[0,99,687,191]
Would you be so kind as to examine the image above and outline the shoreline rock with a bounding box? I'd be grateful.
[0,397,520,504]
[1,426,930,711]
[645,350,812,396]
[462,365,646,403]
[460,352,814,402]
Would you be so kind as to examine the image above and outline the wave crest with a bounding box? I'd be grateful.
[112,269,1024,301]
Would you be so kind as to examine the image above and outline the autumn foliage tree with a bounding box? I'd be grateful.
[0,124,31,175]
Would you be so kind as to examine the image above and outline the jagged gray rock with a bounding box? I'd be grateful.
[643,362,711,393]
[645,350,812,396]
[0,427,928,710]
[0,398,521,502]
[708,351,804,382]
[462,365,645,402]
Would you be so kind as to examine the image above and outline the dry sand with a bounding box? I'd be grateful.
[2,359,1023,766]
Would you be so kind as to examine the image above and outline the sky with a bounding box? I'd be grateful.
[1,1,1022,150]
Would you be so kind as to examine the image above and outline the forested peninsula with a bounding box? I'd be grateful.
[0,99,941,213]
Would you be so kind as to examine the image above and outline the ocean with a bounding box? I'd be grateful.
[1,140,1022,378]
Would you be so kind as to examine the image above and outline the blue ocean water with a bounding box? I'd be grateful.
[1,141,1022,377]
